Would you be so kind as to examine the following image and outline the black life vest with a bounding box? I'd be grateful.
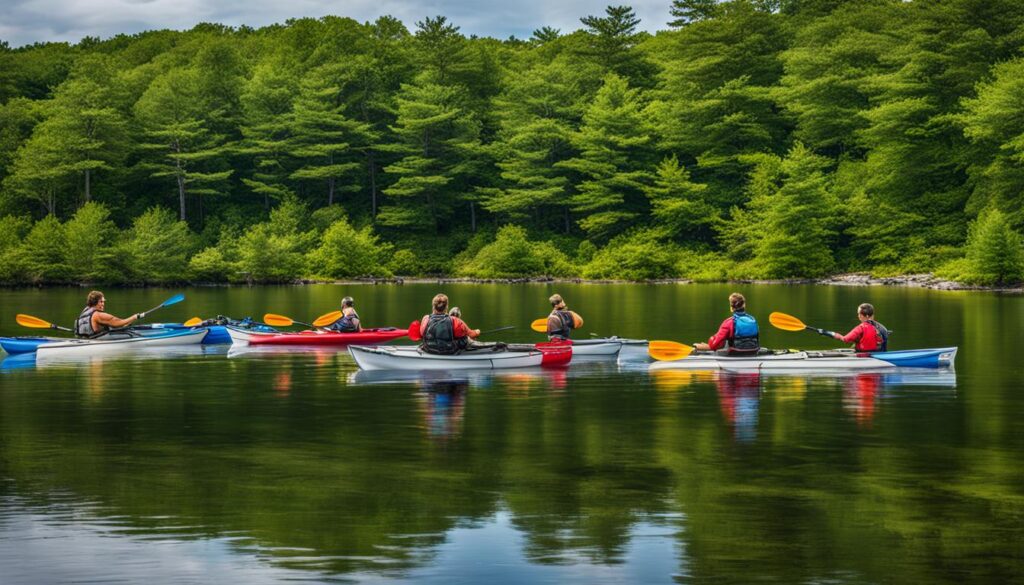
[729,311,760,353]
[74,306,106,338]
[548,309,575,340]
[422,313,459,355]
[331,309,360,333]
[866,319,889,352]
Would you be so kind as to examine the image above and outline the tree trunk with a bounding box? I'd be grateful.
[564,208,570,233]
[470,201,476,232]
[84,169,91,203]
[176,169,186,221]
[328,177,335,206]
[47,188,55,216]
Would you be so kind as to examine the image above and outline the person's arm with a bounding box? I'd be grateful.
[546,314,559,334]
[571,311,583,329]
[95,311,141,329]
[419,316,429,336]
[706,318,733,351]
[453,318,479,338]
[346,309,362,332]
[833,324,864,343]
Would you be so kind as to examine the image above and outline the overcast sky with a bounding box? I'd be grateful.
[1,0,675,48]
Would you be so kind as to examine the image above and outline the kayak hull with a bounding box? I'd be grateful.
[570,338,623,357]
[226,325,407,346]
[0,336,60,355]
[349,343,572,371]
[1,324,229,354]
[34,329,209,358]
[650,347,957,371]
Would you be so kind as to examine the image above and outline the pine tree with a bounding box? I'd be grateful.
[963,207,1024,285]
[134,67,233,222]
[645,155,716,243]
[556,74,653,240]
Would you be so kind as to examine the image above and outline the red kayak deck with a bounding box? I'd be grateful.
[248,328,408,346]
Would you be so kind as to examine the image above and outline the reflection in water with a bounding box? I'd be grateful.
[715,373,762,443]
[418,382,467,440]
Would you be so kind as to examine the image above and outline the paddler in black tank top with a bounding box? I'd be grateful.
[545,294,583,341]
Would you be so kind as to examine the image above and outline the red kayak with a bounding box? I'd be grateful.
[225,325,407,346]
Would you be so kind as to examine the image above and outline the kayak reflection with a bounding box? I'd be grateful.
[2,344,227,370]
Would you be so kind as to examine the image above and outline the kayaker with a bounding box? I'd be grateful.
[419,294,480,355]
[327,296,361,332]
[828,303,889,352]
[694,292,760,354]
[546,294,583,340]
[74,290,144,338]
[448,306,478,350]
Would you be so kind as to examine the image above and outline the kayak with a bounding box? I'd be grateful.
[226,325,407,346]
[649,347,958,371]
[34,329,209,358]
[571,337,624,357]
[349,343,573,371]
[0,324,229,355]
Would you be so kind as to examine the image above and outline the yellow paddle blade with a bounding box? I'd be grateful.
[769,311,808,332]
[16,314,52,328]
[263,313,295,327]
[183,317,203,327]
[312,310,343,328]
[531,318,548,333]
[648,340,695,361]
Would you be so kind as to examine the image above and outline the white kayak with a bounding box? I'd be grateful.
[650,347,957,371]
[34,329,208,358]
[570,337,623,357]
[349,343,572,371]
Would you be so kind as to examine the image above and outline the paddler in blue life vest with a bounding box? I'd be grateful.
[419,293,480,355]
[546,294,584,340]
[74,290,145,338]
[827,303,889,352]
[327,296,361,332]
[693,292,760,354]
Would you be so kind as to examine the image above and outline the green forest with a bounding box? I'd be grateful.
[1,0,1023,285]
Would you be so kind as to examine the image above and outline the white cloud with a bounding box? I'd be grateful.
[1,0,674,47]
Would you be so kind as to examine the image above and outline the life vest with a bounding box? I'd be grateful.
[548,309,575,340]
[729,311,760,353]
[331,309,360,333]
[74,306,106,338]
[422,313,459,355]
[859,320,889,352]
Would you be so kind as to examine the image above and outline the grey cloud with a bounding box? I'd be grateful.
[1,0,672,47]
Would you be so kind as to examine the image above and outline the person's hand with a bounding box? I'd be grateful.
[693,342,710,351]
[473,329,481,337]
[136,312,146,320]
[815,328,827,336]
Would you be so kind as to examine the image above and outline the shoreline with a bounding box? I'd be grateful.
[2,273,1021,293]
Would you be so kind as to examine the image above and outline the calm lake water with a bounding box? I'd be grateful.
[1,283,1022,584]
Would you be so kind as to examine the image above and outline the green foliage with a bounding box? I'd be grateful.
[21,214,70,283]
[122,207,194,283]
[388,249,421,275]
[307,218,392,278]
[938,207,1024,285]
[582,230,680,281]
[458,225,573,278]
[63,201,119,282]
[0,215,31,281]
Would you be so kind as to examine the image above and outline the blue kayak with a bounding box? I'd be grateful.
[0,324,229,355]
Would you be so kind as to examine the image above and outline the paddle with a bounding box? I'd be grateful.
[648,340,695,361]
[480,325,515,336]
[530,318,548,333]
[16,314,73,333]
[264,310,343,330]
[408,320,422,341]
[184,317,203,327]
[769,312,835,337]
[139,293,185,319]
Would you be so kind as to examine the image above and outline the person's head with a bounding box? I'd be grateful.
[341,296,355,308]
[858,303,875,321]
[729,292,746,312]
[86,290,105,308]
[448,306,461,318]
[549,293,565,309]
[432,293,449,314]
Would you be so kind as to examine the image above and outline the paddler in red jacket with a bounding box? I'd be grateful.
[419,294,480,355]
[828,303,889,352]
[694,292,760,354]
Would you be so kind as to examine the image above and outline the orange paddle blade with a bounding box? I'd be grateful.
[16,314,52,329]
[183,317,203,327]
[530,318,548,333]
[263,314,295,327]
[312,310,343,328]
[648,340,694,361]
[769,312,808,332]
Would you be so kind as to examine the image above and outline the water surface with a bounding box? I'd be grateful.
[1,284,1022,584]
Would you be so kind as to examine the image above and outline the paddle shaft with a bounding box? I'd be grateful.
[479,325,515,336]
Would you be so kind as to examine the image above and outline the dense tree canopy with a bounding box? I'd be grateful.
[1,0,1023,284]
